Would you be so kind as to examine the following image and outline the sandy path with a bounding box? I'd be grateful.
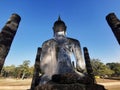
[98,82,120,86]
[0,86,30,90]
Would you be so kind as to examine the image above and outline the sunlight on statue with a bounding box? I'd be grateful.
[40,16,86,84]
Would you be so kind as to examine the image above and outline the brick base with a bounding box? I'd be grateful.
[35,83,105,90]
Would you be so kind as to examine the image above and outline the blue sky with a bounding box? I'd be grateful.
[0,0,120,66]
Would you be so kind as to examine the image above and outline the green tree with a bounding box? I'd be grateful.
[91,59,114,77]
[2,65,16,77]
[19,60,30,79]
[1,60,34,78]
[14,66,23,78]
[106,62,120,76]
[28,66,34,77]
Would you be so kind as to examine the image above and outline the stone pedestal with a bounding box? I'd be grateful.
[35,83,105,90]
[34,72,105,90]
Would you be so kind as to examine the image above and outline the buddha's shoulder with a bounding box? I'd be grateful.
[67,37,80,43]
[42,39,56,45]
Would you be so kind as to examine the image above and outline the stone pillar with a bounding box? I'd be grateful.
[83,47,95,84]
[0,13,21,72]
[30,47,42,90]
[106,13,120,45]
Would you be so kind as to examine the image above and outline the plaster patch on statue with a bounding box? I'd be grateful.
[57,31,65,35]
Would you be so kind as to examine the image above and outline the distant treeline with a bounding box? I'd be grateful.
[0,60,34,79]
[0,59,120,79]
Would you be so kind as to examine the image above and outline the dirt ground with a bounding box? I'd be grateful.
[0,78,32,90]
[0,78,120,90]
[96,78,120,90]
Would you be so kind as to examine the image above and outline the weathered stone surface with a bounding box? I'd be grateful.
[34,70,104,90]
[40,17,85,84]
[0,13,21,72]
[35,83,105,90]
[30,17,106,90]
[83,47,95,83]
[52,73,93,84]
[106,13,120,45]
[30,47,42,90]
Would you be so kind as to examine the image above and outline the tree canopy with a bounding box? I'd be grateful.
[1,59,120,79]
[1,60,34,79]
[106,62,120,76]
[90,59,114,77]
